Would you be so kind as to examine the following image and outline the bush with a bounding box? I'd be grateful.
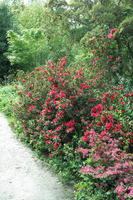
[75,28,133,83]
[14,56,98,153]
[12,33,133,200]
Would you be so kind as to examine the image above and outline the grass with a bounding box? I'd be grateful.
[0,84,19,119]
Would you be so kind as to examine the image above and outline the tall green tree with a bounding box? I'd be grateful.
[6,1,73,70]
[0,2,12,79]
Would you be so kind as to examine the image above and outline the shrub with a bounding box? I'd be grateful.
[14,56,99,154]
[76,86,133,200]
[75,28,133,83]
[13,32,133,200]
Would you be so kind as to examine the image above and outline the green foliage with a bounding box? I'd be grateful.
[6,28,50,70]
[75,176,116,200]
[4,0,133,80]
[6,2,73,71]
[0,2,13,79]
[0,84,19,116]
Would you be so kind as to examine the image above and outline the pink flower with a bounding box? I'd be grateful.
[53,142,59,149]
[24,129,29,133]
[28,105,36,111]
[49,154,53,158]
[55,126,62,131]
[27,92,32,97]
[77,147,89,158]
[108,33,115,39]
[126,187,133,197]
[66,127,75,132]
[18,90,24,95]
[22,124,27,128]
[49,90,57,95]
[48,77,54,81]
[110,28,119,33]
[115,56,121,61]
[35,126,40,130]
[114,183,126,195]
[30,71,35,75]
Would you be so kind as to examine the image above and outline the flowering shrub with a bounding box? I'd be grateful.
[76,86,133,200]
[13,30,133,199]
[82,86,133,152]
[78,129,133,199]
[15,56,99,155]
[79,28,127,83]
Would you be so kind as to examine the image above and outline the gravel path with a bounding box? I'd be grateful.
[0,113,73,200]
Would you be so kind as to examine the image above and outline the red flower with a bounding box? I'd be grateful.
[60,60,66,67]
[91,104,104,117]
[125,93,133,97]
[130,139,133,143]
[91,50,97,54]
[18,90,24,95]
[49,90,57,95]
[65,120,76,128]
[83,136,89,142]
[110,94,115,101]
[45,140,51,144]
[102,97,107,102]
[106,122,113,130]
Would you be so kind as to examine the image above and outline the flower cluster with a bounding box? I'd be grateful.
[79,129,133,199]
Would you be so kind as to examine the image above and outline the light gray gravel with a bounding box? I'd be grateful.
[0,113,73,200]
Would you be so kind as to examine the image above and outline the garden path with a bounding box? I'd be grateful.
[0,113,72,200]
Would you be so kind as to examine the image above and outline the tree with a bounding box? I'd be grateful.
[0,2,13,79]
